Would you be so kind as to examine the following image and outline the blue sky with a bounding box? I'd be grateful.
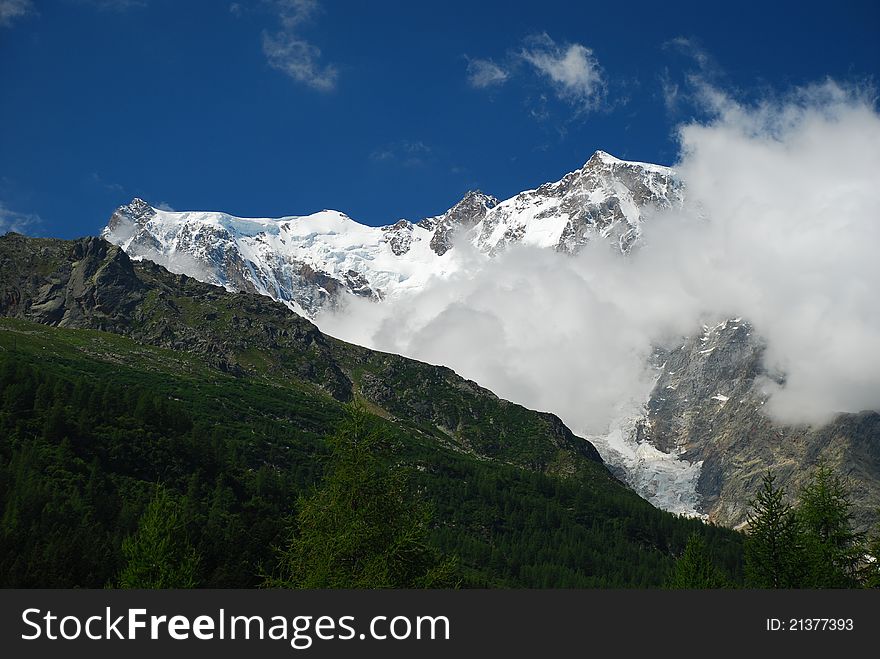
[1,0,878,238]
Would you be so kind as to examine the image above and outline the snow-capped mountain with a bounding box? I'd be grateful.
[99,149,880,530]
[102,150,681,317]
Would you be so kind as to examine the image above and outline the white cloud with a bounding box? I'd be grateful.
[318,80,880,433]
[667,80,880,423]
[466,58,509,89]
[520,34,605,110]
[0,0,33,27]
[262,0,337,91]
[659,68,680,112]
[660,36,728,117]
[263,32,337,91]
[0,202,40,234]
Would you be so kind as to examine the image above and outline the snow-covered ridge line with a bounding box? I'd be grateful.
[102,150,679,317]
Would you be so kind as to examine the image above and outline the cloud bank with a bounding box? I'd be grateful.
[318,80,880,433]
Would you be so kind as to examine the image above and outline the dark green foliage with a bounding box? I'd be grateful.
[796,465,864,588]
[267,405,456,588]
[745,472,804,588]
[423,456,742,587]
[0,318,744,588]
[116,485,200,588]
[0,321,332,587]
[667,533,730,589]
[743,466,873,588]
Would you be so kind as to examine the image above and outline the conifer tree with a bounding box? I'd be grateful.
[744,471,804,588]
[667,533,730,589]
[266,404,456,588]
[116,485,200,588]
[796,464,864,588]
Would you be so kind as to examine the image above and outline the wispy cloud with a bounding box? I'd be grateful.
[467,33,607,120]
[659,68,680,112]
[663,36,712,71]
[520,34,605,111]
[262,0,337,91]
[0,0,34,27]
[0,202,40,234]
[660,36,724,115]
[370,140,433,167]
[466,57,509,89]
[90,172,125,194]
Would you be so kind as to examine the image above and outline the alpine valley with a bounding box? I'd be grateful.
[1,150,877,589]
[100,150,880,533]
[0,231,741,587]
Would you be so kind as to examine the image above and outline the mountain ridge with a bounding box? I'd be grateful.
[0,232,605,476]
[101,150,680,317]
[94,149,880,531]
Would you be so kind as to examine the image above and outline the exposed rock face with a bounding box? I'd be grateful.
[3,235,145,332]
[418,190,499,256]
[473,151,681,255]
[638,319,880,530]
[381,220,414,256]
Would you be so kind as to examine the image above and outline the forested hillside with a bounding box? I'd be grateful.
[0,317,742,587]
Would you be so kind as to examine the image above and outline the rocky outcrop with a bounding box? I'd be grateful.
[418,190,499,256]
[638,318,880,531]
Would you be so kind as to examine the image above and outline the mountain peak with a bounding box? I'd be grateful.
[121,197,155,218]
[446,189,499,216]
[102,197,157,243]
[583,150,674,175]
[585,150,626,168]
[417,190,500,256]
[456,189,498,206]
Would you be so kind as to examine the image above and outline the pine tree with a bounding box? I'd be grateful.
[796,464,864,588]
[744,471,804,588]
[266,404,457,588]
[115,485,200,588]
[667,533,730,589]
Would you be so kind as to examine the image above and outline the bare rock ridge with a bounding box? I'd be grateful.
[640,320,880,530]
